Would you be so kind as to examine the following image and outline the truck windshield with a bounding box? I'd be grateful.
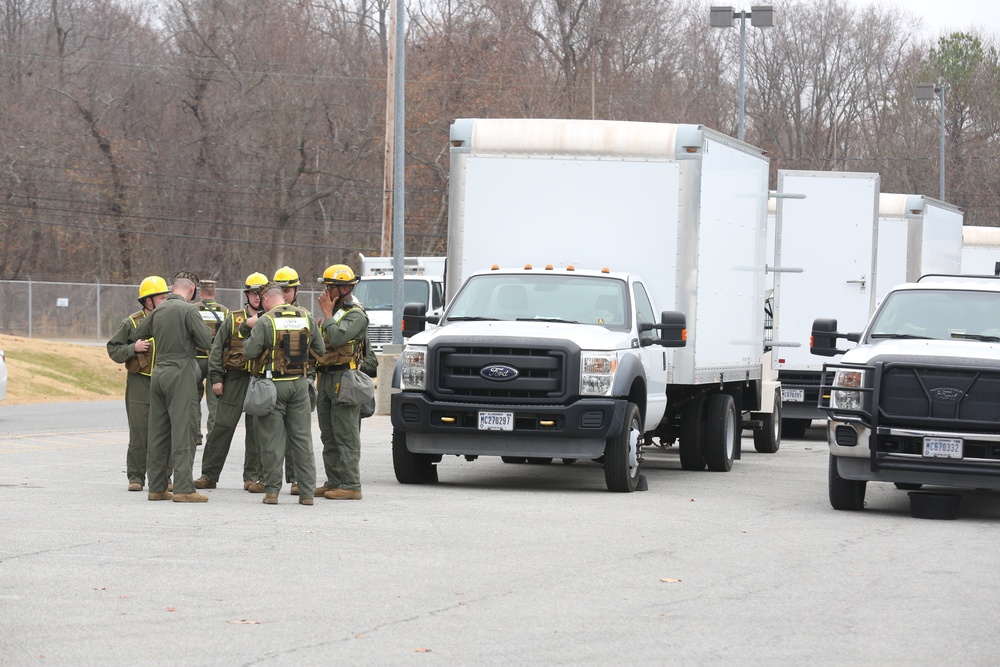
[445,273,629,330]
[353,280,430,311]
[868,289,1000,342]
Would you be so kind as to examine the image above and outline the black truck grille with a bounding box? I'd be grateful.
[880,366,1000,424]
[433,345,567,401]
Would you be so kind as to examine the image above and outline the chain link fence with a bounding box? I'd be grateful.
[0,280,323,341]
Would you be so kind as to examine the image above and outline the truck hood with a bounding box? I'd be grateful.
[842,338,1000,366]
[406,319,636,350]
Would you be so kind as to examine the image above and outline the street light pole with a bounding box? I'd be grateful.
[710,6,774,142]
[916,82,947,200]
[938,84,946,201]
[738,13,746,141]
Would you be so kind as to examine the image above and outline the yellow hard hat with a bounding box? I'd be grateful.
[138,276,168,303]
[321,264,359,285]
[244,272,269,291]
[273,266,301,287]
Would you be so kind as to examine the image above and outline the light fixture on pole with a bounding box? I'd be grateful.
[915,82,947,201]
[709,6,774,142]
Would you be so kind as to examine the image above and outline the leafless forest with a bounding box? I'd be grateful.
[0,0,997,286]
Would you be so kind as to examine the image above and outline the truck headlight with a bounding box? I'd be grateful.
[581,352,618,396]
[401,346,427,390]
[830,369,865,411]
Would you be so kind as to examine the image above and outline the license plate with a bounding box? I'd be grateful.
[479,411,514,431]
[781,388,805,402]
[923,437,963,459]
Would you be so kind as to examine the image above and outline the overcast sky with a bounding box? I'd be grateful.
[838,0,1000,39]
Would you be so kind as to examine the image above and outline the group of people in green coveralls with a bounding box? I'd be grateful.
[106,264,375,505]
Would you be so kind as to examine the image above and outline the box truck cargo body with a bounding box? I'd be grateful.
[874,194,963,304]
[391,118,779,492]
[962,226,1000,276]
[769,171,880,437]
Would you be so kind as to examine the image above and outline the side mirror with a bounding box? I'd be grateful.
[639,311,687,348]
[402,302,427,338]
[810,317,857,357]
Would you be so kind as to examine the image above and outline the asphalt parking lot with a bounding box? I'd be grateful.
[3,401,1000,665]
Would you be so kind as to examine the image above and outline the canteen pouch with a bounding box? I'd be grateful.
[244,375,277,416]
[335,369,375,406]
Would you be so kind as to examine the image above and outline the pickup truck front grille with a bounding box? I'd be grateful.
[434,345,567,401]
[368,325,393,346]
[880,367,1000,424]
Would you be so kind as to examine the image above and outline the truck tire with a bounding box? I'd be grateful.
[527,457,554,465]
[501,456,527,464]
[679,397,706,471]
[392,428,438,485]
[782,418,811,440]
[604,402,642,492]
[828,454,866,510]
[753,389,781,454]
[704,394,736,472]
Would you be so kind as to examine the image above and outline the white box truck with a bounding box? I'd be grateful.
[961,226,1000,276]
[769,170,880,438]
[391,118,780,492]
[874,194,963,304]
[355,254,446,351]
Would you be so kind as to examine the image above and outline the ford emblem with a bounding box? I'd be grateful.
[481,364,519,382]
[930,387,964,401]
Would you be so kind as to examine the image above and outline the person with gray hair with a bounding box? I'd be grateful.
[134,271,214,503]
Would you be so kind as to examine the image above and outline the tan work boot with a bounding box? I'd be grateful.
[289,483,299,496]
[193,476,216,489]
[148,491,172,501]
[324,488,363,500]
[167,482,174,492]
[263,494,278,505]
[246,480,265,493]
[314,485,334,497]
[128,482,143,492]
[299,497,314,506]
[172,492,209,503]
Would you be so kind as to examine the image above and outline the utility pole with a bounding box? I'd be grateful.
[380,0,397,257]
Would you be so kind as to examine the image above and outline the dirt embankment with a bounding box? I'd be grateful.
[0,333,127,404]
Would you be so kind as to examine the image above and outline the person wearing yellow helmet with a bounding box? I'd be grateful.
[134,272,215,503]
[195,272,268,493]
[240,281,325,504]
[106,276,169,491]
[272,266,306,493]
[314,263,369,500]
[273,266,301,305]
[244,272,269,315]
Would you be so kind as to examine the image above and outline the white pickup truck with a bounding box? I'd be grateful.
[811,275,1000,510]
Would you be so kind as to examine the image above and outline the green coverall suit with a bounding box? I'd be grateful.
[135,293,214,495]
[199,307,261,484]
[106,309,153,487]
[241,304,325,497]
[316,299,369,492]
[195,299,228,446]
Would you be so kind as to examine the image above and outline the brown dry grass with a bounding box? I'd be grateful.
[0,333,127,404]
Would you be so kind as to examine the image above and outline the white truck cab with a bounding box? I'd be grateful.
[812,275,1000,510]
[356,254,445,351]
